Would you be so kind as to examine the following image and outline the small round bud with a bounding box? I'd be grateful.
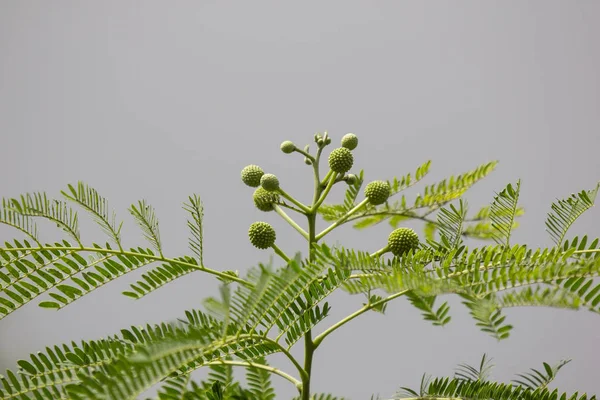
[317,138,324,146]
[248,221,276,249]
[253,187,280,212]
[241,165,264,187]
[304,157,313,165]
[328,147,354,174]
[260,173,280,192]
[364,180,391,205]
[341,133,358,150]
[280,141,296,154]
[345,174,358,185]
[324,137,332,145]
[387,228,420,256]
[314,133,323,143]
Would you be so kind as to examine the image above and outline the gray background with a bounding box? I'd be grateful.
[1,1,599,398]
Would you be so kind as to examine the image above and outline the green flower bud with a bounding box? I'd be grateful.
[260,173,280,192]
[364,180,391,205]
[345,174,358,185]
[241,165,264,187]
[341,133,358,150]
[304,157,313,165]
[248,221,276,249]
[328,147,354,174]
[280,141,296,154]
[253,187,280,211]
[387,228,420,256]
[324,136,332,145]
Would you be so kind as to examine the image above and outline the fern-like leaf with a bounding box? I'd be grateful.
[405,292,451,327]
[512,359,571,390]
[129,200,163,256]
[454,354,494,382]
[7,192,81,245]
[460,294,513,340]
[61,182,123,248]
[123,256,200,300]
[0,199,41,245]
[183,195,204,264]
[546,182,600,247]
[244,357,276,400]
[437,199,467,251]
[490,180,521,247]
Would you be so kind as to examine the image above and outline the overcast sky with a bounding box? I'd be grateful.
[1,1,599,398]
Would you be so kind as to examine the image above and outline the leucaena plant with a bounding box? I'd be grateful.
[0,132,598,400]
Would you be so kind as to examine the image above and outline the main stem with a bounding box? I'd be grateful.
[301,145,325,400]
[302,212,317,400]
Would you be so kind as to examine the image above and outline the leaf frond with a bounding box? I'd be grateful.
[546,182,600,247]
[61,182,123,248]
[129,200,163,256]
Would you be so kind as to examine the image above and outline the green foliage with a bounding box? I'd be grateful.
[405,292,450,327]
[512,359,572,390]
[546,182,600,247]
[436,199,467,251]
[0,133,597,399]
[61,182,123,248]
[183,194,205,264]
[129,200,163,255]
[489,180,521,247]
[391,356,593,400]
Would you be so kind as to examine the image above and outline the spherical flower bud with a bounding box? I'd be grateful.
[324,136,332,145]
[345,174,358,185]
[341,133,358,150]
[280,141,296,154]
[364,180,391,205]
[387,228,420,256]
[260,173,280,192]
[328,147,354,174]
[253,187,280,212]
[304,157,313,165]
[241,165,264,187]
[248,221,276,249]
[317,138,324,146]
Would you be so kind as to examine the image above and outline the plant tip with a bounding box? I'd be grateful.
[280,141,296,154]
[341,133,358,150]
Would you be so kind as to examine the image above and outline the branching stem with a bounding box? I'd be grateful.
[274,205,309,239]
[313,290,409,347]
[0,245,253,287]
[203,360,302,390]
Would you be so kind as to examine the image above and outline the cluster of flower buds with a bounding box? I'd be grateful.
[241,132,419,259]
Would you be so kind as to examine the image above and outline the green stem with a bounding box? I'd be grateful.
[278,188,311,213]
[271,243,291,263]
[274,205,309,240]
[301,212,318,400]
[295,148,315,163]
[312,173,338,211]
[370,246,389,258]
[319,169,333,187]
[313,290,409,348]
[315,198,370,241]
[203,360,302,390]
[573,249,600,254]
[0,245,253,287]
